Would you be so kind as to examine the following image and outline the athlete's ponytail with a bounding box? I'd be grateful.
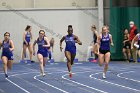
[25,25,31,31]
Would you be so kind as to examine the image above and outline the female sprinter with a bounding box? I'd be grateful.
[22,25,34,63]
[97,26,114,79]
[60,25,82,78]
[1,32,14,77]
[33,30,50,76]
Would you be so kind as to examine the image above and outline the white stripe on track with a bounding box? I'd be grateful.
[62,71,108,93]
[90,72,140,92]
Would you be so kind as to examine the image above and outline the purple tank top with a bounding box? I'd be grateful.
[100,34,110,50]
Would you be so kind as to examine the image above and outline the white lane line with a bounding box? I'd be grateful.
[34,70,102,93]
[15,76,50,93]
[34,75,69,93]
[90,72,140,92]
[5,72,39,93]
[78,87,96,93]
[6,71,68,93]
[5,78,30,93]
[0,89,4,93]
[62,71,108,93]
[117,71,140,83]
[4,66,111,93]
[12,69,69,93]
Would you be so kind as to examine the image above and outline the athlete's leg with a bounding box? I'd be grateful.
[71,54,76,65]
[43,57,47,67]
[22,44,27,61]
[98,53,104,66]
[103,52,111,79]
[126,48,131,62]
[48,50,52,60]
[37,54,45,76]
[7,60,13,70]
[65,51,72,72]
[122,48,127,60]
[65,51,73,78]
[27,44,33,62]
[2,56,8,77]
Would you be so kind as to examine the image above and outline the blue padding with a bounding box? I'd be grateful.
[137,58,140,62]
[88,58,94,62]
[19,60,31,63]
[74,58,78,62]
[49,59,54,63]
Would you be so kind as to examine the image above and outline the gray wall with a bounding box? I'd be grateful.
[0,8,98,62]
[0,0,109,62]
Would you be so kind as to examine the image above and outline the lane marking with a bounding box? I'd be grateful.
[4,63,130,93]
[0,89,4,93]
[90,72,140,92]
[117,71,140,83]
[34,70,103,93]
[5,72,40,93]
[62,71,108,93]
[15,76,50,93]
[6,78,30,93]
[34,75,69,93]
[7,70,69,93]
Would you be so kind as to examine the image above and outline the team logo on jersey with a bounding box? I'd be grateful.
[102,38,109,41]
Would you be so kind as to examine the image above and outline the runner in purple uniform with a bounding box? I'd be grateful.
[97,26,114,79]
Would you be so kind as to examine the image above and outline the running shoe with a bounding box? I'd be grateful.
[40,73,46,77]
[69,72,72,78]
[31,60,35,63]
[92,59,97,63]
[102,73,106,79]
[5,74,8,78]
[42,73,46,77]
